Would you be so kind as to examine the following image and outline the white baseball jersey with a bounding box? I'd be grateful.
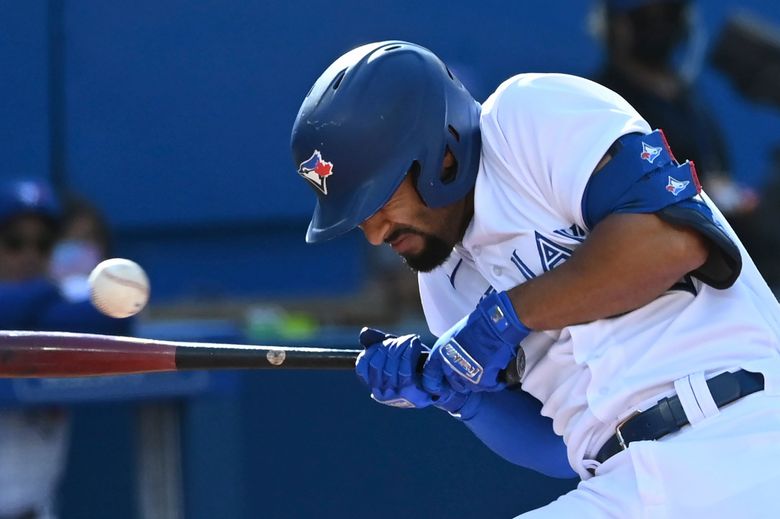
[418,73,780,479]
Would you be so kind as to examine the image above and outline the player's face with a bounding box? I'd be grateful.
[0,215,56,281]
[359,155,472,272]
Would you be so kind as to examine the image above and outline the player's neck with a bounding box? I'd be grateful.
[455,189,475,245]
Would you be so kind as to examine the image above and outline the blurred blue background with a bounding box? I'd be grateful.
[2,0,779,517]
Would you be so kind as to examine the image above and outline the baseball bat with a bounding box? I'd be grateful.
[0,330,359,378]
[0,330,523,385]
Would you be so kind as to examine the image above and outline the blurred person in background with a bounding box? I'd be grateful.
[748,147,780,292]
[49,194,114,304]
[591,0,759,224]
[0,179,130,519]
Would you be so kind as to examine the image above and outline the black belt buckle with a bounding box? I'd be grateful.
[594,369,766,469]
[615,410,640,450]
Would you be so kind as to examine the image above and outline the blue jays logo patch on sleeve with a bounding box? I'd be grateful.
[640,142,662,164]
[666,176,690,196]
[298,150,334,195]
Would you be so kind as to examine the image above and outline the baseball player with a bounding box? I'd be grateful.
[291,41,780,517]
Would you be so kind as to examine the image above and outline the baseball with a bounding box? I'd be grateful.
[88,258,150,318]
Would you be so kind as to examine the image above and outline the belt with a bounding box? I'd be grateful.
[594,369,764,466]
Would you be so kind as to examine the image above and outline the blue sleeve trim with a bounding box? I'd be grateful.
[458,390,576,479]
[581,129,741,288]
[582,129,701,230]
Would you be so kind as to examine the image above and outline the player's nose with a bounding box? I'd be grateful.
[359,212,390,246]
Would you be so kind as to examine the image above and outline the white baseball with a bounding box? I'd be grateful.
[88,258,150,318]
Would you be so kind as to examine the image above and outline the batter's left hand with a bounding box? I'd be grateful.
[423,291,530,393]
[356,327,469,412]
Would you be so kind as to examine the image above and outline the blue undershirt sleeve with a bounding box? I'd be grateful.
[454,390,576,479]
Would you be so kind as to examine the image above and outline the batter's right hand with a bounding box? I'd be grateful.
[356,327,468,411]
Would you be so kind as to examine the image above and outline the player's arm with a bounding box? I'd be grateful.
[516,129,741,328]
[356,328,575,477]
[425,130,740,392]
[456,390,576,478]
[507,212,707,330]
[423,214,707,392]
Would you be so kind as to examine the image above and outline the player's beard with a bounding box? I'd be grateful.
[386,228,454,273]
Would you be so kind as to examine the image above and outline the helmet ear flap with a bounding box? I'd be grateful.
[411,144,461,206]
[410,158,457,204]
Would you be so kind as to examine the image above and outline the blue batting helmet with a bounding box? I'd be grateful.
[0,179,61,228]
[291,40,482,243]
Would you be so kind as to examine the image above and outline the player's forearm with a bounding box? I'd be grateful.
[507,213,709,331]
[458,390,575,478]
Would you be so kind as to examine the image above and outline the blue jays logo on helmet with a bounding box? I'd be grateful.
[298,150,334,195]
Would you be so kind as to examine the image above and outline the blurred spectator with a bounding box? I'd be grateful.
[49,195,113,303]
[740,146,780,293]
[591,0,759,218]
[709,13,780,292]
[0,179,129,519]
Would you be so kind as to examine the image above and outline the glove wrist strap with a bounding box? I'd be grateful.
[480,291,531,346]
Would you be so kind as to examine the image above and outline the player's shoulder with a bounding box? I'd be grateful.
[482,73,630,118]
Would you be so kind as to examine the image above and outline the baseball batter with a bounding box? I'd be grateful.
[291,40,780,517]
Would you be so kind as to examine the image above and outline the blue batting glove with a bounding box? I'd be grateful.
[423,291,530,393]
[356,327,469,412]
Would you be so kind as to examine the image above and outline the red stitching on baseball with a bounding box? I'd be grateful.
[102,270,149,295]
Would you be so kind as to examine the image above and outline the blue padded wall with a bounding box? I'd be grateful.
[0,1,50,180]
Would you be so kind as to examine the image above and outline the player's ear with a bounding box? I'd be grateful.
[443,149,456,169]
[439,148,458,185]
